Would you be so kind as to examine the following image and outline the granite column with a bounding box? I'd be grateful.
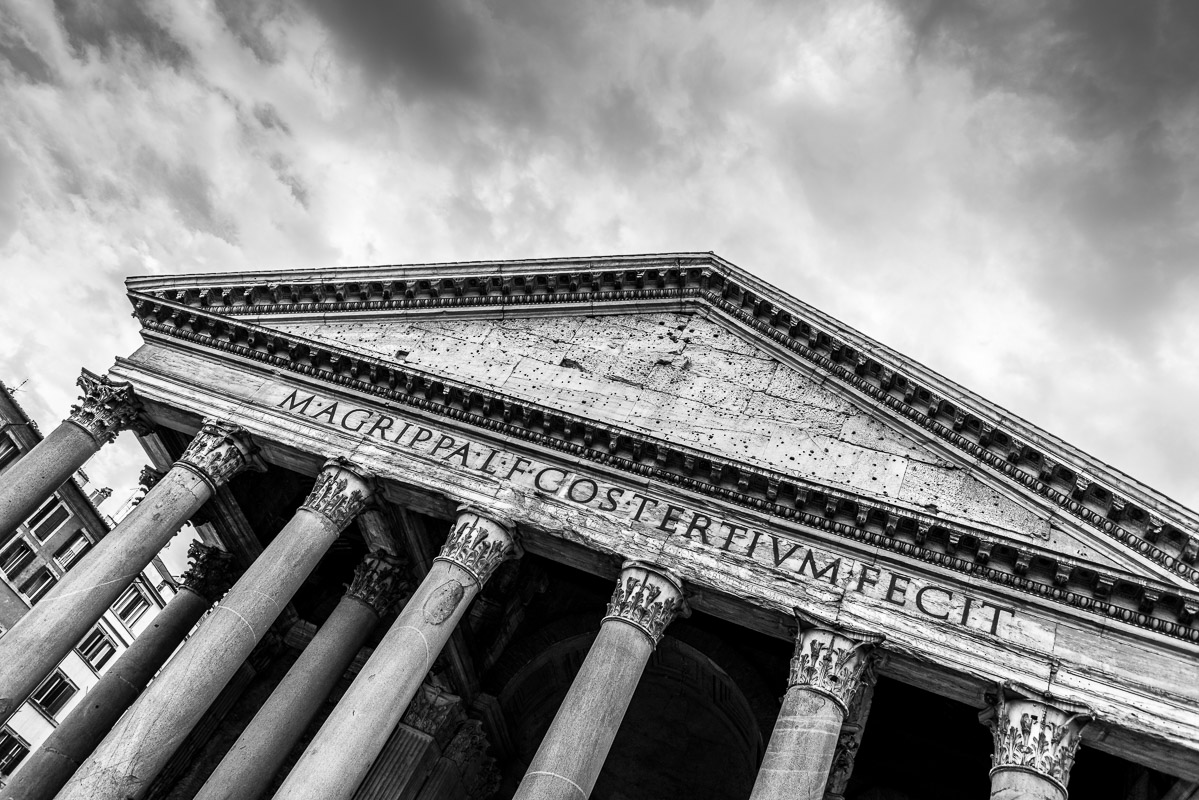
[270,509,519,800]
[747,623,881,800]
[0,543,238,800]
[512,561,687,800]
[195,552,409,800]
[0,420,259,720]
[56,458,375,800]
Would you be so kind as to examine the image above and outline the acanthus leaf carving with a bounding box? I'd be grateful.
[981,685,1090,796]
[180,541,240,603]
[177,420,262,490]
[66,369,144,445]
[434,511,518,589]
[300,458,374,530]
[788,621,882,717]
[345,551,410,616]
[602,561,687,646]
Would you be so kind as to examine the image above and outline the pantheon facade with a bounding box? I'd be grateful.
[0,253,1195,800]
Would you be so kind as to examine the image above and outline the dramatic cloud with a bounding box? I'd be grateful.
[1,0,1197,559]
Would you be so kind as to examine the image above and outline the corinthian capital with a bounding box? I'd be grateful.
[346,551,410,616]
[603,561,687,646]
[301,458,375,530]
[434,510,518,589]
[180,542,240,603]
[66,369,145,445]
[981,685,1090,796]
[788,619,883,716]
[177,420,263,491]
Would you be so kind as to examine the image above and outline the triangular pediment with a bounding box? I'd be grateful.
[125,253,1199,602]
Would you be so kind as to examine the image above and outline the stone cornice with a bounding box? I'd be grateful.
[124,298,1199,649]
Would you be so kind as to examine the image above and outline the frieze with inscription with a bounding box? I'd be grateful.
[276,387,1023,640]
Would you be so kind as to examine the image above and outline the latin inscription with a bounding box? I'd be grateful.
[278,389,1018,639]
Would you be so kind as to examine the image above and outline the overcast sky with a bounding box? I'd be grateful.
[2,0,1197,567]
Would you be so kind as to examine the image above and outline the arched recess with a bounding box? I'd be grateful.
[485,614,770,800]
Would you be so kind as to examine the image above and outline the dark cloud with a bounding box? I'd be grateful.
[643,0,716,16]
[213,0,286,64]
[303,0,488,95]
[253,103,291,136]
[901,0,1199,345]
[53,0,191,68]
[0,27,54,84]
[908,0,1199,136]
[0,141,20,247]
[268,154,310,209]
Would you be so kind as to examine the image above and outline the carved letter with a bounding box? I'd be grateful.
[915,585,952,620]
[798,550,840,585]
[340,408,373,433]
[277,390,316,415]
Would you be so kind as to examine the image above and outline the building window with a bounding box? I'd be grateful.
[0,725,29,777]
[53,531,92,571]
[77,626,117,671]
[19,567,56,603]
[25,496,71,542]
[114,584,151,627]
[0,538,33,578]
[30,669,77,717]
[0,435,18,472]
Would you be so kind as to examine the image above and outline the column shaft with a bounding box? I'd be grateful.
[990,770,1066,800]
[271,559,480,800]
[195,596,379,800]
[57,461,371,800]
[512,561,686,800]
[0,422,98,539]
[748,623,880,800]
[0,588,211,800]
[0,465,210,719]
[515,621,652,800]
[749,689,843,800]
[271,511,516,800]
